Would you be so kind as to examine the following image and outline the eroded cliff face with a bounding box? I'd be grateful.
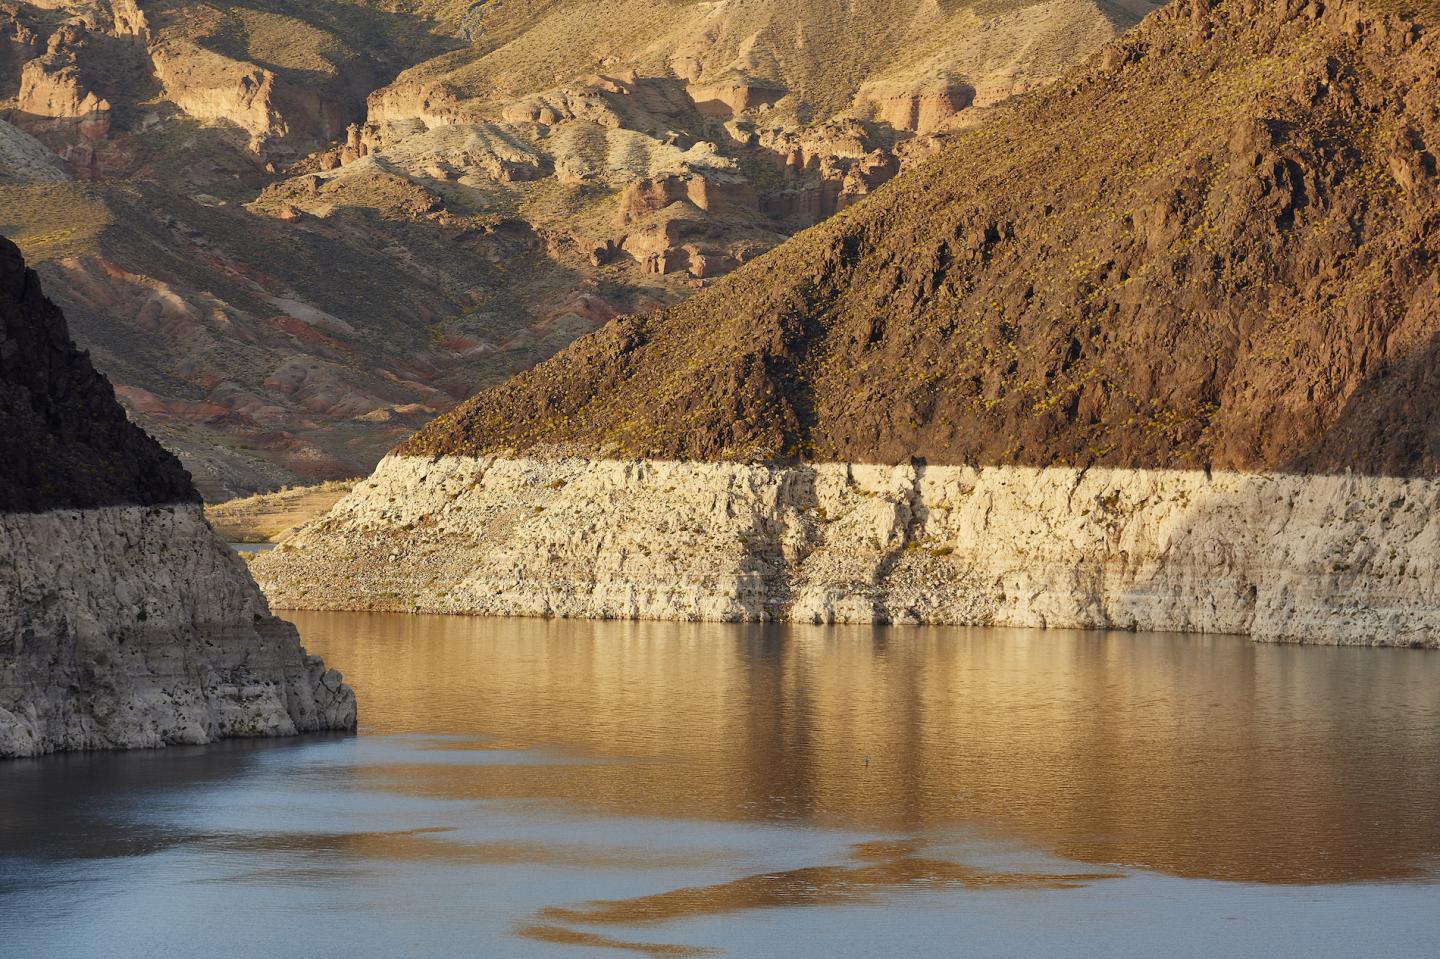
[310,0,1151,280]
[1,234,355,758]
[253,455,1440,647]
[1,505,353,756]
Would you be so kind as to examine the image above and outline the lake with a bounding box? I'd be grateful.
[2,613,1438,957]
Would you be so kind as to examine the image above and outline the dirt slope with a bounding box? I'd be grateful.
[404,0,1440,478]
[0,0,1152,497]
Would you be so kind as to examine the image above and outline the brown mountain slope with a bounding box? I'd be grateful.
[403,0,1440,478]
[1,0,1153,497]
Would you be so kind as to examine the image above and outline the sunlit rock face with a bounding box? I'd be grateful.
[255,0,1440,645]
[254,455,1440,647]
[0,234,355,758]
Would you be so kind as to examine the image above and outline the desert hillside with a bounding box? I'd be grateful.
[254,0,1440,644]
[407,0,1440,477]
[0,0,1153,498]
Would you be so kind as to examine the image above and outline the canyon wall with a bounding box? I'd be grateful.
[0,505,354,757]
[1,233,355,758]
[253,456,1440,647]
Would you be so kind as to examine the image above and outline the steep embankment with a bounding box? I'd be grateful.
[256,0,1440,645]
[0,234,355,758]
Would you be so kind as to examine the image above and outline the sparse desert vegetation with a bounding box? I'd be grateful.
[206,478,358,542]
[0,0,1154,495]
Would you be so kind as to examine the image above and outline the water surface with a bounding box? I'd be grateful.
[2,614,1438,957]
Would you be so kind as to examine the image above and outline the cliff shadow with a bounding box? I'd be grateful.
[1284,327,1440,478]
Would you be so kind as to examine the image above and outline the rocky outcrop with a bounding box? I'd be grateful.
[1,233,355,758]
[616,174,760,225]
[685,79,785,119]
[1,505,354,756]
[313,0,1158,285]
[147,43,287,155]
[254,455,1440,647]
[366,79,465,129]
[12,23,113,138]
[259,0,1440,646]
[146,37,375,160]
[854,80,975,135]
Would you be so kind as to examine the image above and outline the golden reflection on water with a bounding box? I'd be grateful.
[195,827,722,871]
[289,612,1440,887]
[518,839,1119,958]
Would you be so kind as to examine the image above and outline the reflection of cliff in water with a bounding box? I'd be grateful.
[287,613,1440,884]
[0,735,348,864]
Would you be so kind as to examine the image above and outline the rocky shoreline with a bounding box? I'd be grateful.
[1,504,354,757]
[252,455,1440,647]
[2,232,356,759]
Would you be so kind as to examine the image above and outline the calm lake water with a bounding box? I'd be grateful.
[2,614,1439,958]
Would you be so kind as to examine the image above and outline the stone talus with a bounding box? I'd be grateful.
[0,504,355,758]
[253,455,1440,647]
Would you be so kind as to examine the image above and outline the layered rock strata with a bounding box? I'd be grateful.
[1,234,355,758]
[257,0,1440,647]
[255,456,1440,647]
[1,505,355,756]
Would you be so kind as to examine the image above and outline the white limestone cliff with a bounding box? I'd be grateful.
[1,504,355,758]
[252,455,1440,647]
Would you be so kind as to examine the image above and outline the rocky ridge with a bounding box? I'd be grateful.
[257,0,1440,646]
[1,0,1152,496]
[1,233,356,758]
[404,0,1440,475]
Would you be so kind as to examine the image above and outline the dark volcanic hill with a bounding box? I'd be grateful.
[2,230,355,757]
[404,0,1440,478]
[0,233,195,512]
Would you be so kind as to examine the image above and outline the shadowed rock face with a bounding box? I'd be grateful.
[404,0,1440,479]
[1,232,356,758]
[0,234,195,512]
